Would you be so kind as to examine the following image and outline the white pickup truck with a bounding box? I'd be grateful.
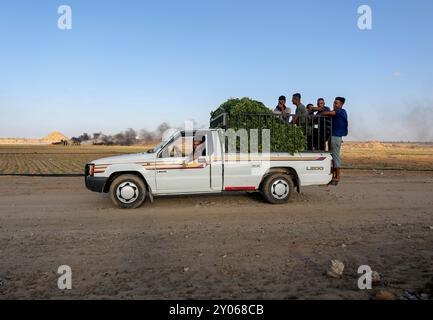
[85,128,333,209]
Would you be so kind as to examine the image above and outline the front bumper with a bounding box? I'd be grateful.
[85,164,108,192]
[85,176,108,192]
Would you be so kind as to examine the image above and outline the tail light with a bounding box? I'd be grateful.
[330,159,334,175]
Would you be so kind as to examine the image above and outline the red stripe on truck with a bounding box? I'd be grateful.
[224,186,256,191]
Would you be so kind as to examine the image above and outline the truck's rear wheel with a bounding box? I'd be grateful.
[261,173,293,204]
[109,174,146,209]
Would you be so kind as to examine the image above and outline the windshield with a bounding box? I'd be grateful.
[146,131,181,154]
[146,140,168,154]
[147,129,184,154]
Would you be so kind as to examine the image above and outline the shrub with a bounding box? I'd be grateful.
[211,98,307,153]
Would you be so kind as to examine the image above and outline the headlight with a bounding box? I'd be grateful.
[89,164,95,176]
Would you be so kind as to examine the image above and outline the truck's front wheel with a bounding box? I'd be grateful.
[261,173,293,204]
[109,174,146,209]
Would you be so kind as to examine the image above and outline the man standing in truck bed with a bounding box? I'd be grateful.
[274,95,291,123]
[321,97,348,185]
[291,93,308,125]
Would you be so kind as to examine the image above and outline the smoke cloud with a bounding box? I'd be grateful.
[348,104,433,142]
[74,128,139,146]
[72,121,202,145]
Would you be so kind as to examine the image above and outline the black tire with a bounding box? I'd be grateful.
[261,173,294,204]
[109,174,146,209]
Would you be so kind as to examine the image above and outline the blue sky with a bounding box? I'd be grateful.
[1,0,433,141]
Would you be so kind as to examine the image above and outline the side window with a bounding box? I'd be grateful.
[159,135,186,158]
[159,134,196,158]
[158,132,208,159]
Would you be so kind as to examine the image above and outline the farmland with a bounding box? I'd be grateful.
[0,142,432,175]
[0,145,150,175]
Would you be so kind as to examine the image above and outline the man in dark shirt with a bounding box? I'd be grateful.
[321,97,348,184]
[307,98,331,151]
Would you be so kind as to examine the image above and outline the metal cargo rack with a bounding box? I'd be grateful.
[210,112,332,153]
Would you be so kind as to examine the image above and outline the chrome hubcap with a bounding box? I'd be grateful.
[271,179,289,199]
[116,182,139,204]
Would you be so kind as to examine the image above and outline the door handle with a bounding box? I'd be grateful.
[157,170,167,173]
[251,162,261,168]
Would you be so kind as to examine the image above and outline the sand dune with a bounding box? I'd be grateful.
[0,131,69,145]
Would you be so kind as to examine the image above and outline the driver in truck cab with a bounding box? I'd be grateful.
[191,135,206,160]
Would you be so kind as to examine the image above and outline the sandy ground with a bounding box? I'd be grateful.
[0,170,432,300]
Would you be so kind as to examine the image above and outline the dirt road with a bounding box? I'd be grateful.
[0,170,432,299]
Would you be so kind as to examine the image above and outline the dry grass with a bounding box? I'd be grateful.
[342,141,433,171]
[0,142,432,174]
